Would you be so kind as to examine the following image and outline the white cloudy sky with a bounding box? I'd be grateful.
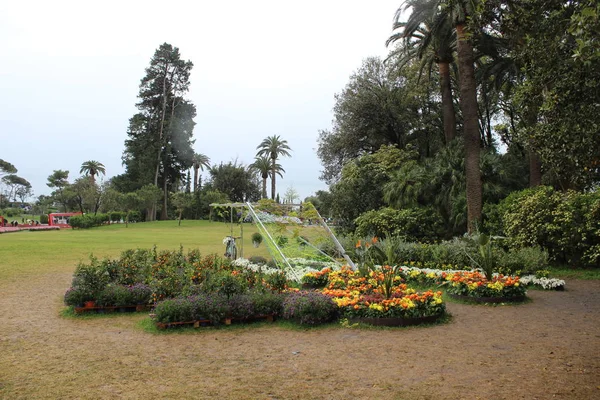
[1,0,402,201]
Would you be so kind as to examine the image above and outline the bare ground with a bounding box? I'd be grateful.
[1,272,599,400]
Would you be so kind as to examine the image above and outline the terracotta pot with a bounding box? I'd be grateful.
[84,301,96,308]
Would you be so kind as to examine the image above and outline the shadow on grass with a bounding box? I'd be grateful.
[135,313,453,335]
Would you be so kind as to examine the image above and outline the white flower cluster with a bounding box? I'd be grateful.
[254,211,302,224]
[519,275,566,290]
[231,257,340,282]
[399,265,565,290]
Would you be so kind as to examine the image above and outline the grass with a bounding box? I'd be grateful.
[0,220,270,280]
[549,266,600,280]
[2,222,600,399]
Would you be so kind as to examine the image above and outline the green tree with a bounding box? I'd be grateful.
[256,135,291,199]
[207,161,261,203]
[2,175,31,203]
[191,153,210,192]
[249,155,284,199]
[317,57,443,183]
[120,43,196,220]
[47,170,71,212]
[171,191,193,225]
[388,0,458,144]
[79,160,106,184]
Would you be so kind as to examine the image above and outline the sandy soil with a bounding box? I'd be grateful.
[1,272,599,400]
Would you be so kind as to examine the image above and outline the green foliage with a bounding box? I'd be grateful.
[275,235,288,247]
[354,207,445,242]
[71,259,111,298]
[69,213,110,229]
[282,292,338,325]
[251,232,263,245]
[63,286,93,306]
[265,271,288,293]
[96,284,133,307]
[39,214,49,224]
[502,187,600,267]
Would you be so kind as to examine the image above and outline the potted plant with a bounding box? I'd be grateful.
[251,232,263,248]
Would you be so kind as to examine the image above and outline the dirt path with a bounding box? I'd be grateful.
[1,273,599,399]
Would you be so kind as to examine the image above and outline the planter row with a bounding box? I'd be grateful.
[74,304,152,314]
[155,314,275,330]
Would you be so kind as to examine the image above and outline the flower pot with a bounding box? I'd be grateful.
[84,301,96,309]
[252,241,260,248]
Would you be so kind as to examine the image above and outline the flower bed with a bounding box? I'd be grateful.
[320,267,446,324]
[441,271,527,301]
[399,266,565,291]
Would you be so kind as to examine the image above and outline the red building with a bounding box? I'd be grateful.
[48,212,82,228]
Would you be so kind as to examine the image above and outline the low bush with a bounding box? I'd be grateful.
[96,284,133,307]
[69,213,110,229]
[282,291,338,325]
[354,207,445,242]
[64,286,94,306]
[39,214,49,224]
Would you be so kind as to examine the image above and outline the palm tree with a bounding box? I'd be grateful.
[392,0,482,232]
[256,135,292,200]
[387,0,457,144]
[80,160,106,184]
[249,156,285,199]
[191,153,210,192]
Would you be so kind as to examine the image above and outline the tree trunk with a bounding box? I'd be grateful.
[456,23,482,233]
[271,158,276,200]
[439,62,457,143]
[262,177,267,199]
[193,165,199,192]
[161,176,168,220]
[529,149,542,187]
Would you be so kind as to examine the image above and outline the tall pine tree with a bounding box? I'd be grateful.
[119,43,196,220]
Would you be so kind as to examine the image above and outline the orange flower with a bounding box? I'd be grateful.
[372,237,378,244]
[355,240,362,248]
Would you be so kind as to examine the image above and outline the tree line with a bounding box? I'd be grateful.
[314,0,599,237]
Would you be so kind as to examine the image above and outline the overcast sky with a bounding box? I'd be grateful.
[1,0,402,202]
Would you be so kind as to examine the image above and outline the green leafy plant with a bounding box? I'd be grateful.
[282,291,338,325]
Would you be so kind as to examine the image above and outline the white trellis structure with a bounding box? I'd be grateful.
[208,202,356,276]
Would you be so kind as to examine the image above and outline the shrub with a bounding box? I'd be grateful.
[71,260,111,298]
[265,271,287,292]
[226,294,255,319]
[64,286,93,306]
[109,211,124,222]
[251,232,263,245]
[40,214,49,224]
[354,207,445,242]
[128,283,153,305]
[96,284,133,307]
[154,298,195,323]
[282,291,338,325]
[69,213,110,229]
[502,186,600,267]
[275,235,288,247]
[496,246,549,275]
[250,290,285,316]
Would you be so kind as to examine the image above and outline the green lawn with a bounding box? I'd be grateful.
[0,220,270,280]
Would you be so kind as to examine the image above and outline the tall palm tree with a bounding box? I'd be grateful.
[387,0,457,144]
[256,135,292,200]
[191,153,210,192]
[80,160,106,184]
[249,156,285,199]
[395,0,482,232]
